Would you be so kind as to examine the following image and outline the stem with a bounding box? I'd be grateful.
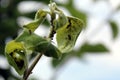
[23,53,43,80]
[22,2,57,80]
[48,1,57,39]
[22,12,55,79]
[48,12,56,39]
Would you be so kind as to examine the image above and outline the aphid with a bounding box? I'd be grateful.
[68,35,71,40]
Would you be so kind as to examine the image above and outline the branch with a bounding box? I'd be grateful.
[22,13,56,79]
[22,2,57,80]
[23,53,43,80]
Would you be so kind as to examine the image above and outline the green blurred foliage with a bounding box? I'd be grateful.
[109,21,119,39]
[0,0,119,80]
[51,42,109,68]
[78,43,109,54]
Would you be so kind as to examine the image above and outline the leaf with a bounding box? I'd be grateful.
[53,10,68,30]
[23,9,47,32]
[15,29,46,50]
[78,43,109,55]
[109,21,119,39]
[5,40,27,75]
[15,29,62,59]
[35,41,62,59]
[56,16,84,53]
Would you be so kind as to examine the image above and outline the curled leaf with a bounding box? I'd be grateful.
[53,10,68,30]
[15,29,62,59]
[15,29,46,51]
[23,9,47,32]
[5,40,27,75]
[56,16,84,53]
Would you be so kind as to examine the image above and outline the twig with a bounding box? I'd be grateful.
[22,13,55,80]
[23,53,43,80]
[22,12,55,80]
[22,2,57,80]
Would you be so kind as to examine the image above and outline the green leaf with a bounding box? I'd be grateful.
[23,9,47,32]
[5,40,27,75]
[78,43,109,55]
[15,29,62,59]
[53,9,68,30]
[56,16,84,53]
[109,21,119,39]
[35,41,62,59]
[15,29,46,50]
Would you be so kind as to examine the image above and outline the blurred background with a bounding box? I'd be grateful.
[0,0,120,80]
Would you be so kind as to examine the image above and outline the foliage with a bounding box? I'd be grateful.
[0,0,119,80]
[109,21,119,39]
[4,1,84,79]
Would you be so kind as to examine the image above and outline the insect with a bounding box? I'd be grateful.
[68,35,71,40]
